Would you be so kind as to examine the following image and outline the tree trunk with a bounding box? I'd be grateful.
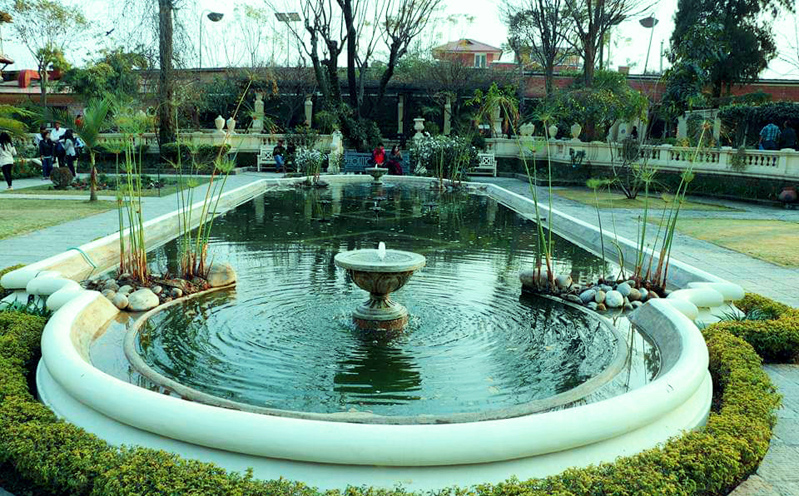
[544,64,554,96]
[371,46,401,118]
[583,44,596,88]
[39,62,48,108]
[158,0,176,150]
[340,0,359,116]
[89,151,97,202]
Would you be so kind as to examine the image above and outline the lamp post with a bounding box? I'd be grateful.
[639,15,659,75]
[275,12,301,67]
[199,10,224,69]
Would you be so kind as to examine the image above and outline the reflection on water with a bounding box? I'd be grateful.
[105,182,659,417]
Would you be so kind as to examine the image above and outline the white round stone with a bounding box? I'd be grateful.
[605,290,624,308]
[127,288,159,312]
[207,262,238,288]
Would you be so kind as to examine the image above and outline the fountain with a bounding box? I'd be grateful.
[334,242,425,331]
[365,166,388,184]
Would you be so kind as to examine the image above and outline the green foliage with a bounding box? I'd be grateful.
[160,144,231,173]
[313,110,338,134]
[730,147,748,173]
[736,293,791,320]
[551,71,647,141]
[61,49,148,100]
[670,0,791,97]
[707,301,799,363]
[719,102,799,147]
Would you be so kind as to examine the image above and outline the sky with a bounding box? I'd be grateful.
[1,0,798,79]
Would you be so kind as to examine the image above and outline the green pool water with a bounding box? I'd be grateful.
[107,182,657,418]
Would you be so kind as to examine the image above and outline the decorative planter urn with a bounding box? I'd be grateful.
[571,123,582,141]
[779,186,798,204]
[214,115,225,134]
[519,123,535,137]
[226,117,237,134]
[548,124,559,140]
[413,117,425,142]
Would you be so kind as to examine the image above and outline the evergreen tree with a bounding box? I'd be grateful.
[670,0,792,98]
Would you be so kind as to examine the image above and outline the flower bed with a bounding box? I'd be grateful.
[0,296,782,495]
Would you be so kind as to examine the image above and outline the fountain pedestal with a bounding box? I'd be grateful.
[335,249,426,331]
[365,166,388,184]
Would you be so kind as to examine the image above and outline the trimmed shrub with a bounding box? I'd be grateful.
[706,317,799,363]
[0,292,784,496]
[50,166,74,190]
[736,293,791,320]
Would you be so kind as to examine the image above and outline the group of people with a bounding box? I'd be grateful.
[371,143,404,175]
[759,121,797,150]
[35,121,83,180]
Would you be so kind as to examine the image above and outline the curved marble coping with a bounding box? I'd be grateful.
[41,292,708,468]
[334,249,427,274]
[121,294,629,425]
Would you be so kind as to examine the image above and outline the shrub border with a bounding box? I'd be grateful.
[0,300,782,495]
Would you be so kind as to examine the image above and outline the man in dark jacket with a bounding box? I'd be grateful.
[780,121,797,150]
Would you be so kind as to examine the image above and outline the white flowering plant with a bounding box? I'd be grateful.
[409,135,477,183]
[295,148,326,182]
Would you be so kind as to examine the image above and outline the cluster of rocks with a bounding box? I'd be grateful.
[520,270,665,313]
[85,262,237,313]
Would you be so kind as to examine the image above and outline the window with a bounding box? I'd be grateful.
[474,53,487,68]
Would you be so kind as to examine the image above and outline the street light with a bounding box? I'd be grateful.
[199,10,224,69]
[275,12,301,67]
[639,14,659,75]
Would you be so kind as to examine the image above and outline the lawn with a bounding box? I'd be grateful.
[2,179,210,198]
[555,188,734,211]
[670,218,799,268]
[0,199,115,239]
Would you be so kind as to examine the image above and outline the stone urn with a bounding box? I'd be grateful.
[214,115,225,134]
[779,186,798,204]
[548,124,559,140]
[413,117,425,142]
[335,247,426,331]
[520,123,535,137]
[570,123,582,141]
[226,117,237,134]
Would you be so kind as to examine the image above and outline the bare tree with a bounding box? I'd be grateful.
[562,0,651,87]
[502,0,572,96]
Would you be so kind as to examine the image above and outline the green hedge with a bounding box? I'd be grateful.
[0,302,783,495]
[706,294,799,363]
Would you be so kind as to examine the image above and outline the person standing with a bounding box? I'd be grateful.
[780,121,797,150]
[50,121,66,167]
[63,129,78,176]
[38,129,54,180]
[759,122,781,150]
[0,132,16,190]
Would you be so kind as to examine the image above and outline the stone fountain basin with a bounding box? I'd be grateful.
[334,249,426,274]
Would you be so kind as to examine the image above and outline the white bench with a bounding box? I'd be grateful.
[471,152,497,177]
[256,146,276,172]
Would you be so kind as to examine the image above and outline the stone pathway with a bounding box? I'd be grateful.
[0,173,277,268]
[730,365,799,496]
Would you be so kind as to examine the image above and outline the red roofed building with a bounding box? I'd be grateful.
[432,39,503,68]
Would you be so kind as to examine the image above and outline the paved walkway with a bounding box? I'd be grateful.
[0,174,797,495]
[0,172,276,268]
